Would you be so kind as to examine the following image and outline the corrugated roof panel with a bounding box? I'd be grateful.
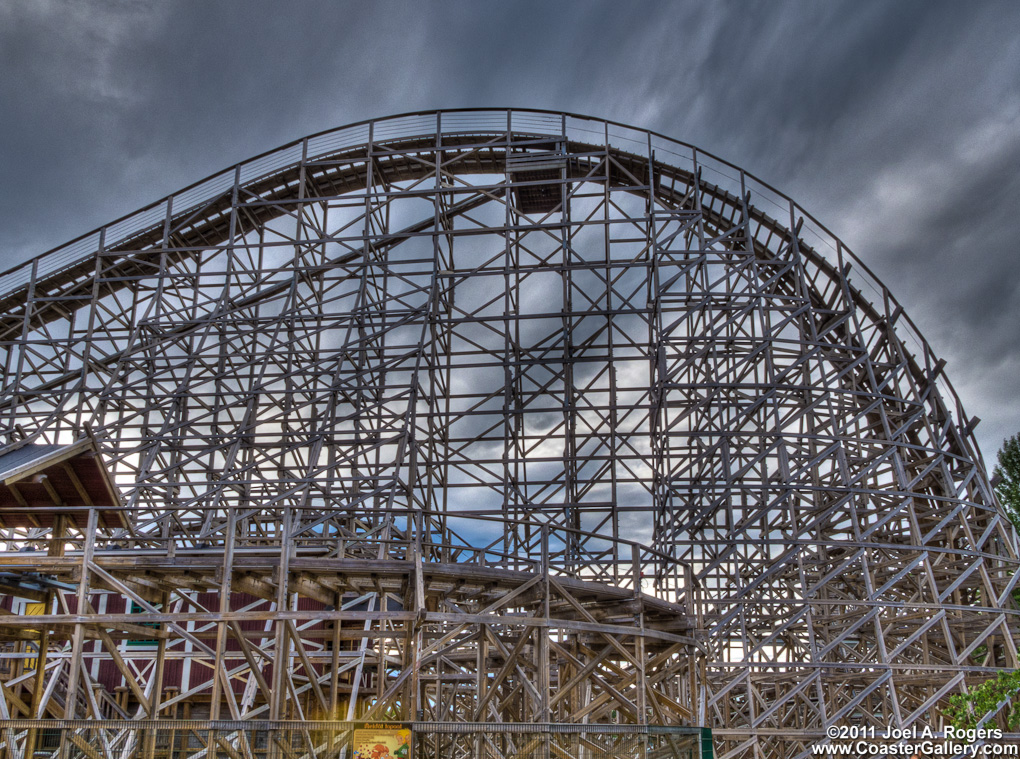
[0,444,66,481]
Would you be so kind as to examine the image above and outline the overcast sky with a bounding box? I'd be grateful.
[1,0,1018,464]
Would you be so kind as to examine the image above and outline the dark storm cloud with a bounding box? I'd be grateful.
[1,0,1019,459]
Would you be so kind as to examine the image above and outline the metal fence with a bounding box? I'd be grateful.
[0,721,709,759]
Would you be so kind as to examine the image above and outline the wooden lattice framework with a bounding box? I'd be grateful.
[0,108,1016,759]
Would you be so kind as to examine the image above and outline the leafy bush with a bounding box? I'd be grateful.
[944,671,1020,731]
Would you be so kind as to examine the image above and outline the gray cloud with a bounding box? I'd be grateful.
[1,0,1019,460]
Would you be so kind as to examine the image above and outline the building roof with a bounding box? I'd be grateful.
[0,438,127,530]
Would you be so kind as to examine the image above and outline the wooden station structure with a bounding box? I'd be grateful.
[0,109,1016,758]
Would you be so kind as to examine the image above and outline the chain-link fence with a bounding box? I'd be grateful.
[0,720,710,759]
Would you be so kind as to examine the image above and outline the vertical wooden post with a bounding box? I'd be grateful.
[24,609,49,758]
[143,589,171,759]
[271,507,292,721]
[329,593,342,720]
[474,627,488,759]
[210,508,237,724]
[60,508,96,759]
[25,515,68,756]
[539,525,551,759]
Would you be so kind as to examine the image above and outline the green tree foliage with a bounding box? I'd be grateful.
[995,433,1020,530]
[944,671,1020,731]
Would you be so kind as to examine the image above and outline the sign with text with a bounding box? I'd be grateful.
[351,725,411,759]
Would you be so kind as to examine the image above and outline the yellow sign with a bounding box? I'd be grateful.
[352,726,411,759]
[24,602,44,669]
